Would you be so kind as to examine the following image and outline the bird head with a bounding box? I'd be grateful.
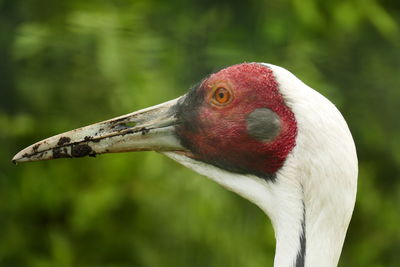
[175,63,297,180]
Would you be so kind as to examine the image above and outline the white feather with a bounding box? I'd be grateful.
[265,63,358,267]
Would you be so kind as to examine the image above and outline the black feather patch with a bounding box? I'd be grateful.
[295,201,306,267]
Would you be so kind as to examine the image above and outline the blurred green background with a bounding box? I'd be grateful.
[1,0,400,266]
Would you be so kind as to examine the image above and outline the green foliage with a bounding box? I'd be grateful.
[1,0,400,266]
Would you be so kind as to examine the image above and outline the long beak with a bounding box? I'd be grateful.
[12,97,186,164]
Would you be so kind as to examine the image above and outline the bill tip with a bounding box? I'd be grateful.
[11,154,21,165]
[12,151,29,164]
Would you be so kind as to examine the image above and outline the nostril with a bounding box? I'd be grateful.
[112,121,137,130]
[124,122,136,128]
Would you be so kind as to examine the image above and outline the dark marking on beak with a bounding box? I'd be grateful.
[71,144,93,157]
[57,137,71,146]
[53,147,71,159]
[84,136,100,143]
[141,127,150,135]
[123,130,134,136]
[32,144,40,153]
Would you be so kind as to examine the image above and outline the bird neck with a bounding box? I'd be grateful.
[198,167,351,267]
[163,152,354,267]
[263,62,358,267]
[268,177,352,267]
[267,182,306,267]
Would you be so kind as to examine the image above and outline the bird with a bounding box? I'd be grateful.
[13,62,358,267]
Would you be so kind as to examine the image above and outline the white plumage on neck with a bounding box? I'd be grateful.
[164,63,358,267]
[267,63,358,266]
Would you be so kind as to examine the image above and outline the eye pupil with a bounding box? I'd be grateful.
[212,87,232,105]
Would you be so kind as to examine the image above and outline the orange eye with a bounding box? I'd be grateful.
[213,87,231,105]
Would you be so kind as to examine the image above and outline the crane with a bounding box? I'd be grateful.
[13,63,358,267]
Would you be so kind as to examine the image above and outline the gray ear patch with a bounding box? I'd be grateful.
[246,108,281,142]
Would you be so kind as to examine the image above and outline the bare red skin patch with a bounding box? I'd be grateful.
[176,63,297,179]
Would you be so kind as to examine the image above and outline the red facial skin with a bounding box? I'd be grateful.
[176,63,297,179]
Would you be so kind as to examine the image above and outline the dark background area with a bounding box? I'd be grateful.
[1,0,400,266]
